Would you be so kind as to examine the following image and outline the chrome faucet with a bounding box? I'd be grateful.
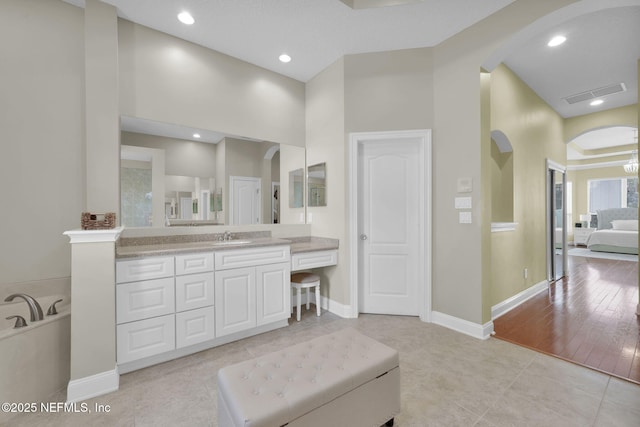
[224,231,232,241]
[4,294,44,322]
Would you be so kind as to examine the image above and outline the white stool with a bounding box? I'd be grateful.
[291,272,320,321]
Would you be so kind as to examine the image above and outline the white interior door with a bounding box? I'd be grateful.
[230,176,261,225]
[359,138,422,315]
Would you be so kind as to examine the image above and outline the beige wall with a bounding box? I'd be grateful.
[121,132,217,178]
[489,64,566,307]
[118,21,305,148]
[0,0,85,286]
[305,58,347,303]
[433,0,576,324]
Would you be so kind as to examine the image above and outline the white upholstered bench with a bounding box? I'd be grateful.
[217,327,400,427]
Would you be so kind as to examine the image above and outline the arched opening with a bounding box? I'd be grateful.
[490,129,514,224]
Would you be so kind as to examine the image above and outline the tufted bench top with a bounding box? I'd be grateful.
[217,327,399,427]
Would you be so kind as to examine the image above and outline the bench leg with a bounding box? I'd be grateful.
[296,288,301,321]
[315,285,320,316]
[306,287,310,310]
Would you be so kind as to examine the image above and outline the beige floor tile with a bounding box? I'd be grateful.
[7,314,640,427]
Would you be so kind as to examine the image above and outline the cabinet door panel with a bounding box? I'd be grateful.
[256,262,291,326]
[175,253,214,275]
[116,256,174,283]
[117,314,175,363]
[116,277,175,324]
[215,267,256,337]
[175,272,214,312]
[291,250,337,272]
[176,306,215,348]
[215,246,290,270]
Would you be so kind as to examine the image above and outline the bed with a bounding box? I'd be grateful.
[587,207,638,255]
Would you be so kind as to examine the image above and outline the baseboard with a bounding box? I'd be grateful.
[321,295,355,318]
[431,311,494,340]
[292,292,355,319]
[491,280,548,320]
[66,366,119,403]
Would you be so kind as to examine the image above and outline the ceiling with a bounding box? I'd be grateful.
[63,0,639,149]
[567,126,637,161]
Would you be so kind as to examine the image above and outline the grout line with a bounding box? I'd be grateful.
[591,376,611,427]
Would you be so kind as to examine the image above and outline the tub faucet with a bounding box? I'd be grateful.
[4,294,44,322]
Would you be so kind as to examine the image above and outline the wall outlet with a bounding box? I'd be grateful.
[523,268,528,279]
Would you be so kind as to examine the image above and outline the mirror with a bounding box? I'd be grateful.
[120,116,305,227]
[289,169,304,208]
[307,162,326,207]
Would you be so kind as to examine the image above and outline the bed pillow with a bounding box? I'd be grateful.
[611,219,638,231]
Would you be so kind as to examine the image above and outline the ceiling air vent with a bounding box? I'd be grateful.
[563,83,626,105]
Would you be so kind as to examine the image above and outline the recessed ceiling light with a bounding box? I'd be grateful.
[193,133,201,138]
[590,99,604,106]
[547,35,566,47]
[178,12,195,25]
[279,54,292,63]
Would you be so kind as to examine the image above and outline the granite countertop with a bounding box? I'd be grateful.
[116,233,339,259]
[288,236,340,254]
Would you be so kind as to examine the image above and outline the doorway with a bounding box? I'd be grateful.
[229,176,261,225]
[348,130,431,321]
[546,159,567,281]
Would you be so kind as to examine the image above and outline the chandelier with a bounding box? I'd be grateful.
[623,129,639,174]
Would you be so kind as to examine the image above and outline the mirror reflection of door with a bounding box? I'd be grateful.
[230,176,261,225]
[547,160,567,282]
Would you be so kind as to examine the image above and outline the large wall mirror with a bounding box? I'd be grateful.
[120,115,306,227]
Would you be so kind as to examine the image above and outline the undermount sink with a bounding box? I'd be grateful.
[211,240,252,246]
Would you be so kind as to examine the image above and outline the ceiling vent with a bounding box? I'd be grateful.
[563,83,626,105]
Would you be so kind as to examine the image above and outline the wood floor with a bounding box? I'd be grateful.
[493,254,640,384]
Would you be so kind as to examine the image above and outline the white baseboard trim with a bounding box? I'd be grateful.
[66,366,119,403]
[431,311,494,340]
[322,295,355,318]
[292,292,355,319]
[491,280,548,320]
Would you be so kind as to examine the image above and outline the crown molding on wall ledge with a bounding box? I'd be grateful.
[64,227,124,243]
[491,280,548,320]
[431,311,494,340]
[66,366,119,403]
[566,159,627,171]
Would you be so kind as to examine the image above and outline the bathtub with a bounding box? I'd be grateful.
[0,293,71,423]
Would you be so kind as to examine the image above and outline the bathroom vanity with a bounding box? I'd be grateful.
[115,234,338,373]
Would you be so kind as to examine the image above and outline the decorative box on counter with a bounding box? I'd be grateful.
[81,212,116,230]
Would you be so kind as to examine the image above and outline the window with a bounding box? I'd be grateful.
[588,177,639,213]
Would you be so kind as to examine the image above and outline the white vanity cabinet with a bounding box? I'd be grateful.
[214,245,290,338]
[174,253,215,349]
[116,256,176,364]
[115,244,297,371]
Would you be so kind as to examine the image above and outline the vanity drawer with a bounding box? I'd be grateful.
[176,306,216,349]
[175,272,215,312]
[116,256,174,283]
[117,314,175,363]
[215,245,290,270]
[291,250,338,271]
[116,277,175,324]
[175,252,214,276]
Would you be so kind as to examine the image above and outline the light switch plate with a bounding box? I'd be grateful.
[455,197,472,209]
[457,177,472,193]
[459,212,472,224]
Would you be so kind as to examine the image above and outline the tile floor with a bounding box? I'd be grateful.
[7,310,640,426]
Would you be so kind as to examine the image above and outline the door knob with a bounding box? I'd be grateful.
[360,234,368,240]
